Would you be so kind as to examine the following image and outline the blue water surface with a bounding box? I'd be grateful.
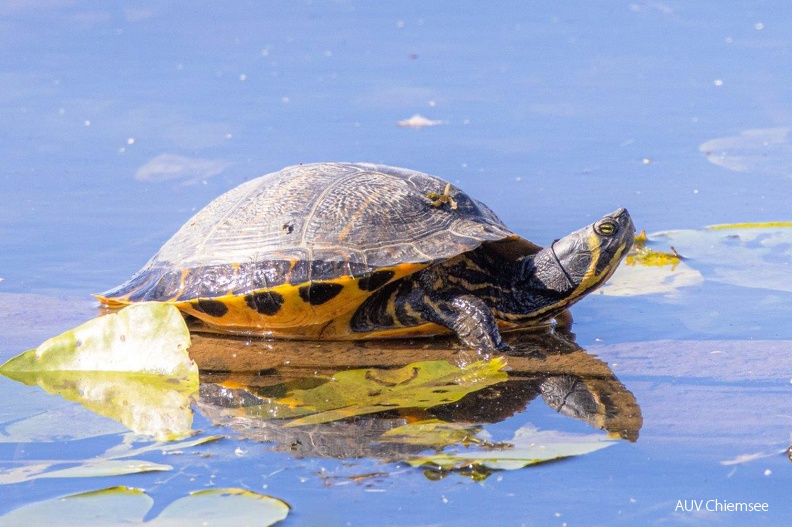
[2,2,791,525]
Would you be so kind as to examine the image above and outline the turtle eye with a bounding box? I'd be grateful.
[595,220,618,236]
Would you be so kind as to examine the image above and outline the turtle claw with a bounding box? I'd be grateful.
[452,340,513,366]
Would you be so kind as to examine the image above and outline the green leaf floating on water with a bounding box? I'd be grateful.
[408,425,615,471]
[699,127,792,176]
[0,302,193,375]
[244,357,508,427]
[0,486,290,527]
[0,435,222,485]
[0,460,173,485]
[601,222,792,296]
[0,303,198,441]
[683,222,792,293]
[155,488,290,526]
[379,419,483,447]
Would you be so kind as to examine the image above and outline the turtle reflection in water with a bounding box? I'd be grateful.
[195,330,642,463]
[98,163,634,352]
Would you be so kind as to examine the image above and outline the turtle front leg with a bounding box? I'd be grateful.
[422,294,511,353]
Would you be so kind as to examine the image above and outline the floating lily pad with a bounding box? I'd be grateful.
[0,487,152,527]
[155,488,290,525]
[134,153,230,183]
[699,127,792,175]
[100,434,223,460]
[600,259,703,296]
[0,302,194,376]
[0,486,290,526]
[0,460,173,485]
[602,223,792,296]
[0,303,198,441]
[0,435,221,485]
[408,425,615,471]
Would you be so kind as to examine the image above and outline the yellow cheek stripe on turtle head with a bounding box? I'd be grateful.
[570,231,627,298]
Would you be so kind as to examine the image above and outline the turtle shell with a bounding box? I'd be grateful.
[97,163,539,338]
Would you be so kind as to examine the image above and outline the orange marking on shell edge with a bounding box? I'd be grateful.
[94,294,130,308]
[392,261,430,276]
[284,258,298,284]
[228,263,241,295]
[177,269,191,297]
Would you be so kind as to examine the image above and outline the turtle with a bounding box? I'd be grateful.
[97,162,634,352]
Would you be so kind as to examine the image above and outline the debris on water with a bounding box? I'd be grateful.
[621,230,683,267]
[134,153,229,183]
[397,114,445,129]
[721,451,779,466]
[699,127,792,175]
[426,183,458,209]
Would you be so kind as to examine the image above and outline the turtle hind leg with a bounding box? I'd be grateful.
[424,294,511,354]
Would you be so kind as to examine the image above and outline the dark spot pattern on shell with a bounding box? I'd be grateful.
[298,283,344,305]
[193,299,229,318]
[245,291,285,315]
[358,270,395,291]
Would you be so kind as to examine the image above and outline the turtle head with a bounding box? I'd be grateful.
[514,208,635,319]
